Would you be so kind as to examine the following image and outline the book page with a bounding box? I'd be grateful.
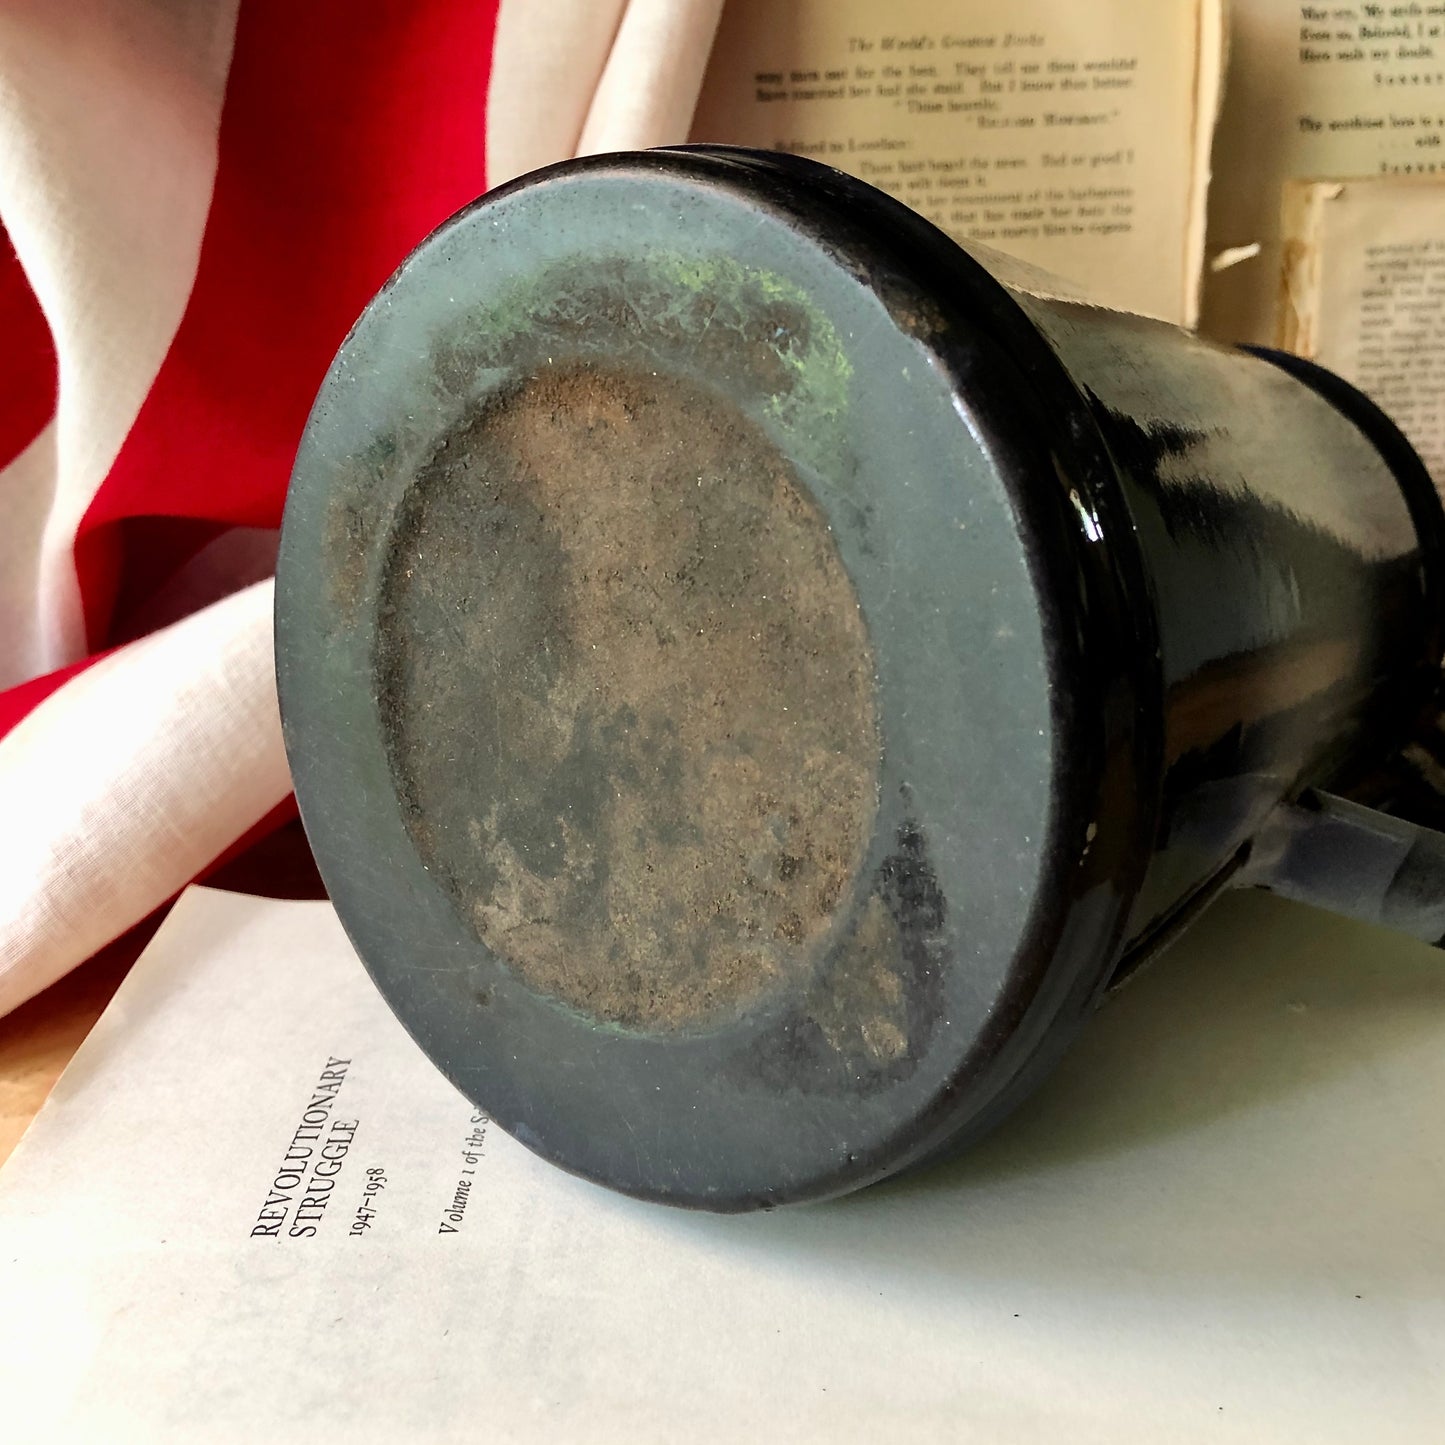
[2,885,1444,1441]
[691,1,1222,325]
[1203,0,1445,343]
[1281,177,1445,481]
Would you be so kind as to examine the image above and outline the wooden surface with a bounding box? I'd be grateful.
[0,935,140,1168]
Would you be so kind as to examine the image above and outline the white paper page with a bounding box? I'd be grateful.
[2,885,1443,1442]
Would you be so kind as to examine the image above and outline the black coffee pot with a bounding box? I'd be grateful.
[276,148,1445,1210]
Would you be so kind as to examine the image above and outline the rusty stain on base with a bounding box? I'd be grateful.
[375,361,880,1030]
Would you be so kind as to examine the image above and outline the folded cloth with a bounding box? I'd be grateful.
[0,0,724,1015]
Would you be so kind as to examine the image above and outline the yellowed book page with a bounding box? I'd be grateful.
[1203,0,1445,344]
[1282,177,1445,482]
[691,1,1220,325]
[1277,178,1333,356]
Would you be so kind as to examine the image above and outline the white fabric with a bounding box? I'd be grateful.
[0,580,290,1017]
[485,0,630,188]
[0,0,239,683]
[0,0,725,1016]
[0,423,58,689]
[486,0,724,187]
[576,0,725,160]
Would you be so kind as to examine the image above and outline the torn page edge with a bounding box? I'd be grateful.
[1183,0,1228,331]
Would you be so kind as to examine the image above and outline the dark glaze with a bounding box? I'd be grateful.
[278,144,1445,1208]
[1008,296,1444,966]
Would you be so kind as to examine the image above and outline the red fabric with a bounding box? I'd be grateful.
[102,517,231,649]
[73,0,498,648]
[0,0,498,898]
[0,227,56,472]
[196,795,302,884]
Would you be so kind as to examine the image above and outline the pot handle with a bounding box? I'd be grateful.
[1239,788,1445,945]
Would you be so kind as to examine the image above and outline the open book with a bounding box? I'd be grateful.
[1204,0,1445,346]
[1279,177,1445,482]
[691,0,1224,325]
[2,887,1443,1439]
[691,0,1445,362]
